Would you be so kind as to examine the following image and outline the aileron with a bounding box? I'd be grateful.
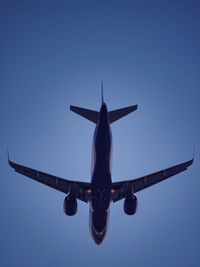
[9,159,91,202]
[112,159,193,202]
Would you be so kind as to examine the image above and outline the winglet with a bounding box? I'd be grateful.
[193,145,195,161]
[186,146,195,167]
[7,148,12,167]
[7,148,10,162]
[101,81,104,104]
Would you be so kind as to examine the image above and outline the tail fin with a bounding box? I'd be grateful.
[109,105,138,124]
[101,81,104,104]
[70,105,99,123]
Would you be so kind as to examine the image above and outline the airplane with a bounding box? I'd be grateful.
[9,84,193,245]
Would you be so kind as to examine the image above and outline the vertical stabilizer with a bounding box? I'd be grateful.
[101,81,104,104]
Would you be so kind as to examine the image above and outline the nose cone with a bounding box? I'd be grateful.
[90,211,108,245]
[92,210,107,232]
[91,227,106,245]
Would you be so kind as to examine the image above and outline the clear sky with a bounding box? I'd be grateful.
[1,1,200,266]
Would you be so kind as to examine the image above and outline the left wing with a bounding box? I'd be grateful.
[9,160,91,203]
[111,159,193,202]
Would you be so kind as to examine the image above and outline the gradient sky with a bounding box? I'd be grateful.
[1,1,200,266]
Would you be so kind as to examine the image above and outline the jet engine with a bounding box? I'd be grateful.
[124,195,137,215]
[63,194,77,216]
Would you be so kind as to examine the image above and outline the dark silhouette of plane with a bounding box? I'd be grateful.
[9,84,193,244]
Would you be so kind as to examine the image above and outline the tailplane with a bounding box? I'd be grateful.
[71,82,137,124]
[109,105,137,124]
[70,104,137,124]
[70,105,99,123]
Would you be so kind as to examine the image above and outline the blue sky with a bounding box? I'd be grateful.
[0,1,200,266]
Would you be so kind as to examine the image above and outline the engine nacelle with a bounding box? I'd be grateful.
[124,195,137,215]
[63,194,77,216]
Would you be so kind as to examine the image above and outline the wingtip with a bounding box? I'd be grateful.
[187,158,194,167]
[7,148,15,168]
[129,104,138,112]
[193,145,195,161]
[188,146,195,167]
[7,148,10,163]
[185,146,195,168]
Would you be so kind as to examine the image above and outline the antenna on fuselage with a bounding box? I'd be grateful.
[101,80,104,104]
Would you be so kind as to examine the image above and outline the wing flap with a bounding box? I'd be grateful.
[112,159,193,202]
[132,159,193,193]
[9,160,91,202]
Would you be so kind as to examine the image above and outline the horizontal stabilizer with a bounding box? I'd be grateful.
[70,105,99,123]
[109,105,137,124]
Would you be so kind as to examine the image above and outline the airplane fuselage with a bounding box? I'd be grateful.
[90,103,112,244]
[9,91,193,245]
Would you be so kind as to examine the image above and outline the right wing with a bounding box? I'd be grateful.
[111,159,193,202]
[9,160,91,203]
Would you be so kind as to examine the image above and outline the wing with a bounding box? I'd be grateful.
[111,159,193,202]
[9,160,91,203]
